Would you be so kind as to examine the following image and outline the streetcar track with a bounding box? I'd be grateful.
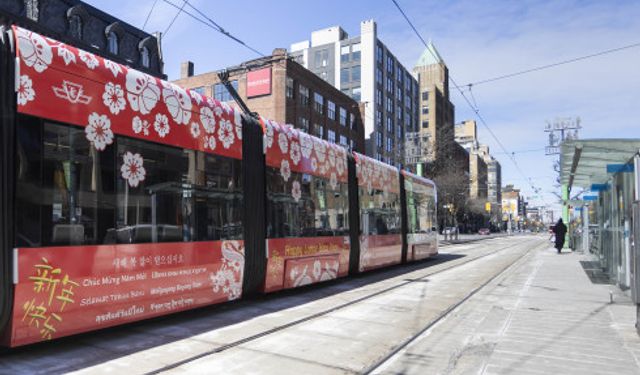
[362,240,547,374]
[146,237,540,374]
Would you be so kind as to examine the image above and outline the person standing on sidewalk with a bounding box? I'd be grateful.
[553,218,567,253]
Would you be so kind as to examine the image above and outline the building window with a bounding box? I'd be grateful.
[376,152,382,161]
[339,135,348,146]
[69,14,83,39]
[350,139,355,150]
[405,96,412,109]
[386,138,393,152]
[341,45,350,63]
[314,93,324,114]
[376,132,382,147]
[387,56,394,74]
[328,130,336,143]
[140,46,150,68]
[397,66,403,82]
[397,86,403,102]
[376,110,382,127]
[299,85,309,106]
[422,105,429,115]
[351,65,361,82]
[315,49,329,68]
[396,125,402,140]
[341,68,350,85]
[213,80,238,102]
[422,120,429,128]
[386,97,393,113]
[339,107,347,126]
[387,117,393,133]
[352,43,361,62]
[107,31,119,55]
[349,113,355,129]
[397,106,402,121]
[352,87,361,102]
[376,68,383,84]
[376,44,383,63]
[328,101,336,120]
[314,124,324,138]
[298,117,309,132]
[286,77,294,99]
[320,71,328,81]
[422,91,429,101]
[376,89,382,106]
[386,77,393,93]
[192,86,205,95]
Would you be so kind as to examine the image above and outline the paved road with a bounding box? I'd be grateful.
[3,236,616,374]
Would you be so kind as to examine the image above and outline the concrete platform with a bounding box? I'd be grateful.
[375,244,640,374]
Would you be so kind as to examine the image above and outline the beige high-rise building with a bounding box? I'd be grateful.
[409,42,455,167]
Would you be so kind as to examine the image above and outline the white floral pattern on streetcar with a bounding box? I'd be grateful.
[210,241,244,301]
[162,82,192,125]
[289,141,301,166]
[102,82,126,115]
[132,116,150,136]
[280,159,291,182]
[17,28,52,73]
[292,180,302,202]
[278,132,288,154]
[78,50,99,70]
[126,69,160,115]
[218,119,235,149]
[189,89,203,105]
[204,135,216,150]
[200,106,216,134]
[121,151,146,188]
[104,60,122,78]
[153,113,170,138]
[85,112,113,151]
[56,45,76,66]
[190,122,201,138]
[17,75,35,106]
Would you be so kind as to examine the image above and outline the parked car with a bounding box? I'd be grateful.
[443,227,458,235]
[478,228,490,235]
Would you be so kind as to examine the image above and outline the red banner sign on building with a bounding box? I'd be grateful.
[246,68,272,98]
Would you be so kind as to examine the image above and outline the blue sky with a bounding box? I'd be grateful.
[86,0,640,212]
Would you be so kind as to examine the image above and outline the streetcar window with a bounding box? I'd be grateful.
[14,117,243,247]
[359,187,401,235]
[405,183,436,234]
[265,167,349,238]
[114,138,243,243]
[16,120,117,247]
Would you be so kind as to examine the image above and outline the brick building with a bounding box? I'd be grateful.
[173,49,365,153]
[0,0,164,78]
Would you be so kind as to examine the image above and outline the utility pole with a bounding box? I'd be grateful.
[545,117,581,247]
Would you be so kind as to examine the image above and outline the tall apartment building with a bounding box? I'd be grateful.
[172,49,365,153]
[289,20,420,167]
[412,43,456,168]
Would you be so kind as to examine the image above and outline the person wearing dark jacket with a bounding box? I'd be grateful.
[553,218,567,253]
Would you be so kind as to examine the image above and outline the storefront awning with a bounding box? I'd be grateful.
[560,139,640,190]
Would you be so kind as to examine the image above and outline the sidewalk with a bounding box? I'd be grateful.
[377,242,640,374]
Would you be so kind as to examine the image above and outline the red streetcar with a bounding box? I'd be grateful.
[0,25,438,347]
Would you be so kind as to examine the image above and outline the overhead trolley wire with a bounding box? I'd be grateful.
[461,41,640,88]
[160,0,266,57]
[390,0,547,202]
[142,0,159,31]
[163,0,188,37]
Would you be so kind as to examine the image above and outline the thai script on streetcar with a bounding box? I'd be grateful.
[112,254,185,272]
[149,297,195,313]
[22,258,79,340]
[95,305,145,324]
